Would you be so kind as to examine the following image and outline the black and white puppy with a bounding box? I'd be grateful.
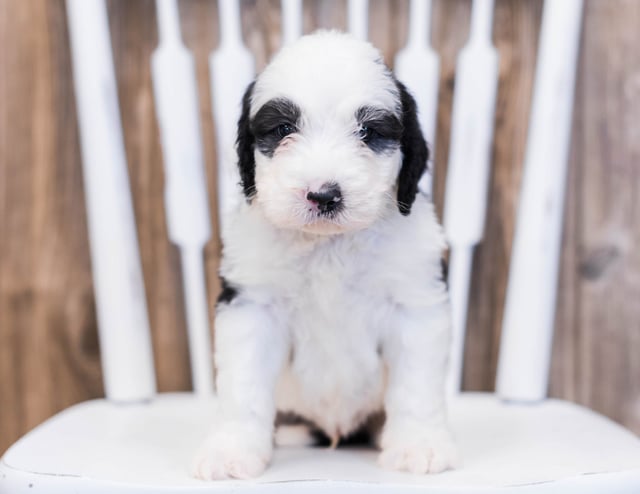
[193,31,458,480]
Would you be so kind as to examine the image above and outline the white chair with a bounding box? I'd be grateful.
[2,0,639,493]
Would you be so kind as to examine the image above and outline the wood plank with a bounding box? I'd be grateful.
[550,0,640,434]
[368,0,406,67]
[0,0,102,452]
[241,0,282,71]
[304,0,347,38]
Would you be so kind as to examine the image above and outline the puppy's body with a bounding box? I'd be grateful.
[194,31,458,480]
[222,195,447,442]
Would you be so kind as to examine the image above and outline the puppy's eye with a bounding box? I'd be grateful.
[355,108,402,153]
[357,126,377,142]
[276,123,296,139]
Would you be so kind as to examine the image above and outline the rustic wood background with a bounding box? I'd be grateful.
[1,0,638,455]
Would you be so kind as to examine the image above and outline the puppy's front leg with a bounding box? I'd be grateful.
[193,302,288,480]
[380,302,459,474]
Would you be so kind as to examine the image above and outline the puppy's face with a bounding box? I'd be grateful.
[236,31,428,234]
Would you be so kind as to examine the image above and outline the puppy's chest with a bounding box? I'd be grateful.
[281,239,388,333]
[279,240,389,380]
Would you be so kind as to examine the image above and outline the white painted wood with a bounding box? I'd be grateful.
[210,0,255,231]
[348,0,368,41]
[151,0,214,396]
[394,0,439,195]
[179,247,213,393]
[497,0,584,403]
[281,0,303,46]
[65,0,156,402]
[443,0,499,395]
[3,393,640,492]
[447,246,473,393]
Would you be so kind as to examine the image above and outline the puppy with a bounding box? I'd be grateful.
[193,31,458,480]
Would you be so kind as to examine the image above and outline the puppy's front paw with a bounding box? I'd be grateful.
[192,420,272,480]
[379,423,459,474]
[193,446,267,480]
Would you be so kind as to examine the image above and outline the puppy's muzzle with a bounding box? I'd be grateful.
[306,183,343,215]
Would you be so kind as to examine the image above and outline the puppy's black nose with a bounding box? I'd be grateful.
[306,184,343,214]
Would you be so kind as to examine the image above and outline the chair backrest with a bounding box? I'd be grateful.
[65,0,584,404]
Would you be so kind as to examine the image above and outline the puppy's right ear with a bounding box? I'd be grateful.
[236,81,257,199]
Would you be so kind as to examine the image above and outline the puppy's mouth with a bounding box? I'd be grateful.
[299,209,346,234]
[306,202,343,220]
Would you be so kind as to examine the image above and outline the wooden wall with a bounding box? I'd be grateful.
[1,0,638,455]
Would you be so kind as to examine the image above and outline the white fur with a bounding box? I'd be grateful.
[274,424,317,448]
[193,31,458,480]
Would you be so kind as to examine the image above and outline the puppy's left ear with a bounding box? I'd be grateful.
[236,81,257,199]
[395,80,429,215]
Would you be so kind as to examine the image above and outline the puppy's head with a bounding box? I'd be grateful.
[236,31,428,234]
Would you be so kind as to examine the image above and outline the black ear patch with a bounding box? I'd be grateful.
[395,80,429,215]
[236,81,257,199]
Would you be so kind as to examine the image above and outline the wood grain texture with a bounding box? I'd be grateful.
[0,0,102,451]
[1,0,639,456]
[549,0,640,432]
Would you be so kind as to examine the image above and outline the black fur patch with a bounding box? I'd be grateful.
[395,80,429,215]
[276,412,375,448]
[310,425,374,447]
[217,277,238,305]
[441,257,449,286]
[251,98,301,158]
[236,81,257,198]
[355,106,403,153]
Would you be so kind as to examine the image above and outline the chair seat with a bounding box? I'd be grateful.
[1,392,639,493]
